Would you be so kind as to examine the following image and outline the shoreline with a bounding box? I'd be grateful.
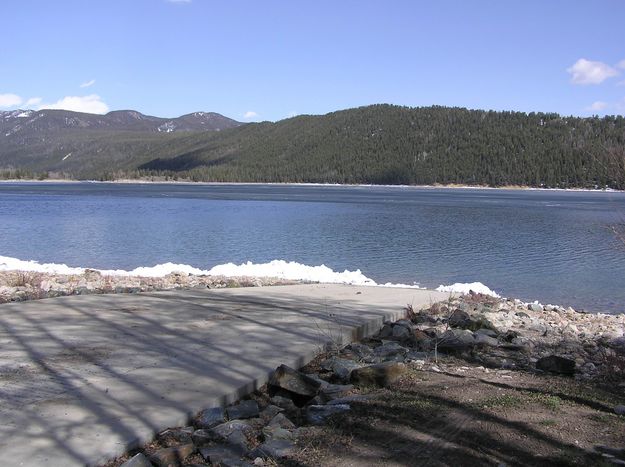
[0,178,622,193]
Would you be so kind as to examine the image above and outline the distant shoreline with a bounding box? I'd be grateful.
[0,178,622,193]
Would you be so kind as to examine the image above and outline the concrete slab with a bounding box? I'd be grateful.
[0,283,450,466]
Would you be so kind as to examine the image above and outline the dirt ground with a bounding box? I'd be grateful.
[285,357,625,467]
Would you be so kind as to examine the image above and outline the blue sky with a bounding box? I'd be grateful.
[1,0,624,121]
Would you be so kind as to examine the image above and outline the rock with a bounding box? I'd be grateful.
[157,427,193,446]
[474,333,499,347]
[306,404,351,425]
[373,342,408,359]
[379,323,393,338]
[392,325,411,339]
[515,311,530,319]
[615,405,625,416]
[536,355,575,375]
[262,426,294,440]
[192,428,218,447]
[226,429,252,451]
[438,329,475,350]
[269,364,322,397]
[249,439,296,459]
[226,400,260,420]
[210,420,254,441]
[350,362,407,387]
[528,303,543,312]
[321,357,364,382]
[319,382,354,401]
[196,407,226,429]
[449,309,472,328]
[405,350,429,361]
[259,404,284,421]
[267,413,296,429]
[199,446,247,465]
[149,444,195,467]
[346,342,374,360]
[120,453,152,467]
[269,395,297,411]
[475,328,498,338]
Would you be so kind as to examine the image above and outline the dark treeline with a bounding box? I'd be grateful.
[134,105,625,189]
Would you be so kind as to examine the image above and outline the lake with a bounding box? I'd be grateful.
[1,182,624,313]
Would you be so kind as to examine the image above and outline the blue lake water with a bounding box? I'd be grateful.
[1,182,624,313]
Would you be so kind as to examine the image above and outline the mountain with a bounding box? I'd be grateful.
[1,104,624,189]
[0,109,241,136]
[0,108,243,177]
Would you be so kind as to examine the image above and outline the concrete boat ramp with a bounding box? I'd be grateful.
[0,284,449,466]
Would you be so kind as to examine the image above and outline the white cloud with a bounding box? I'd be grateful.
[586,101,608,112]
[243,111,258,119]
[617,60,625,70]
[567,58,619,85]
[38,94,109,114]
[80,79,96,88]
[0,93,23,108]
[25,97,42,107]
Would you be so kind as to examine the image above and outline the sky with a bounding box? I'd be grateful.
[1,0,624,121]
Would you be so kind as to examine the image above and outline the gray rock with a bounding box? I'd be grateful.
[350,362,407,387]
[528,303,543,312]
[405,350,429,361]
[321,357,364,382]
[267,413,296,429]
[438,329,475,350]
[226,429,252,451]
[346,342,373,359]
[373,342,408,359]
[262,426,294,441]
[515,311,530,319]
[196,407,226,429]
[226,400,260,420]
[474,333,499,347]
[449,309,472,328]
[269,364,322,397]
[149,444,195,467]
[259,404,284,421]
[615,405,625,416]
[475,328,498,338]
[199,446,246,464]
[320,382,353,401]
[157,426,193,446]
[392,325,411,339]
[120,453,152,467]
[210,420,254,440]
[192,428,218,447]
[269,395,297,411]
[536,355,575,375]
[306,404,351,425]
[249,439,296,459]
[378,323,393,338]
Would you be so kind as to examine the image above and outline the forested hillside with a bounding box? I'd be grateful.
[2,105,625,189]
